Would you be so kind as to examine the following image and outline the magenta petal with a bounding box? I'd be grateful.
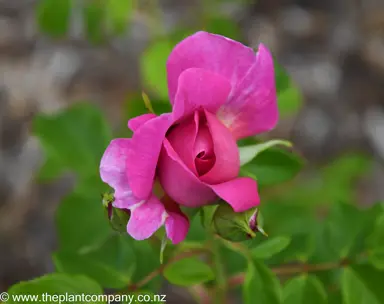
[158,139,217,207]
[167,32,255,104]
[165,211,189,244]
[199,110,239,184]
[100,139,141,208]
[210,177,260,212]
[126,113,174,199]
[217,44,278,139]
[128,113,157,132]
[172,68,231,121]
[127,195,166,240]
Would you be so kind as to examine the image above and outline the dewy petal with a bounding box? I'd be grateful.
[128,113,157,132]
[199,110,239,184]
[127,195,167,240]
[100,138,141,208]
[126,113,174,199]
[217,44,278,139]
[158,139,217,208]
[172,68,231,121]
[209,177,260,212]
[167,31,256,105]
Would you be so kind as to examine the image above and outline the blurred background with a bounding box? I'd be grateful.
[1,0,384,298]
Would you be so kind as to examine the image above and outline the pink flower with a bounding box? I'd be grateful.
[100,32,278,244]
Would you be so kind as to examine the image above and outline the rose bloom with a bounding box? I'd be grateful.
[100,32,278,244]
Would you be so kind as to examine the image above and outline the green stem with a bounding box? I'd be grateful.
[211,239,227,304]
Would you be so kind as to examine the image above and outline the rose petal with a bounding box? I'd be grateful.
[167,32,255,105]
[128,113,157,132]
[126,113,174,199]
[172,68,231,121]
[162,196,190,244]
[158,139,217,207]
[209,177,260,212]
[199,110,239,184]
[217,44,278,139]
[100,139,141,208]
[167,111,199,174]
[127,195,167,240]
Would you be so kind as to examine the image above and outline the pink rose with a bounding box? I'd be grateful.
[100,32,278,244]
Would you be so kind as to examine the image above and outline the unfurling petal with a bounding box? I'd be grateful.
[128,113,157,132]
[100,139,141,208]
[126,113,174,199]
[217,44,278,139]
[167,32,255,104]
[158,139,217,207]
[165,212,189,244]
[127,195,167,240]
[172,68,231,121]
[199,110,239,184]
[210,177,260,212]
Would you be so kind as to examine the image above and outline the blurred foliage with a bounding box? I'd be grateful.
[7,1,384,303]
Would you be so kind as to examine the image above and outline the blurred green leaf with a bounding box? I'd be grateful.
[283,275,327,304]
[83,2,105,44]
[251,236,291,259]
[239,140,292,166]
[243,260,281,304]
[186,212,207,242]
[106,0,133,35]
[54,234,135,289]
[141,40,173,100]
[240,147,304,186]
[7,274,103,304]
[367,212,384,269]
[275,63,303,117]
[163,257,215,286]
[325,202,364,259]
[341,265,384,304]
[56,193,111,252]
[33,103,112,182]
[205,16,241,40]
[36,0,71,38]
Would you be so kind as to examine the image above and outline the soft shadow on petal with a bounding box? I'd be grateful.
[172,68,231,121]
[167,31,256,104]
[126,113,174,199]
[209,177,260,212]
[127,195,167,240]
[199,110,239,184]
[128,113,157,132]
[158,139,217,207]
[100,138,141,208]
[217,44,278,139]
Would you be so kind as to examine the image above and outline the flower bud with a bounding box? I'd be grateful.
[102,192,130,233]
[213,203,267,242]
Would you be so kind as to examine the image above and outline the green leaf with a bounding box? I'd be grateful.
[36,0,71,38]
[369,248,384,270]
[56,193,111,252]
[105,0,133,35]
[83,2,105,44]
[243,260,281,304]
[283,275,327,304]
[325,202,364,259]
[367,212,384,269]
[239,140,292,166]
[54,234,136,289]
[7,274,103,304]
[275,62,303,117]
[33,103,112,182]
[251,236,291,259]
[141,40,174,100]
[205,16,241,40]
[163,257,215,286]
[240,147,303,186]
[341,265,384,304]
